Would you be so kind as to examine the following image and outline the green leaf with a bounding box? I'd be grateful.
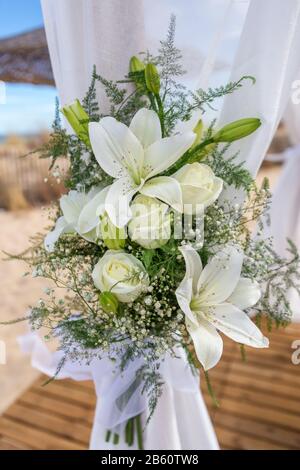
[142,249,155,269]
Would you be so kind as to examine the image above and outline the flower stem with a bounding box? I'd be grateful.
[204,370,219,408]
[155,94,165,137]
[240,344,247,362]
[125,418,134,446]
[135,414,144,450]
[148,92,158,113]
[186,138,214,163]
[163,138,215,176]
[106,416,143,449]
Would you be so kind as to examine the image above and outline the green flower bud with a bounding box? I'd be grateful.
[99,292,119,314]
[101,212,126,250]
[61,99,91,147]
[213,118,261,143]
[192,119,204,148]
[129,56,145,73]
[145,63,160,95]
[129,56,145,90]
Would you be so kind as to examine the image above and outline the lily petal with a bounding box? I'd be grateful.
[211,303,269,348]
[175,277,197,324]
[228,277,261,310]
[140,176,183,212]
[129,108,161,148]
[44,216,73,252]
[89,118,144,180]
[80,228,99,244]
[197,245,243,306]
[60,190,89,225]
[105,176,141,228]
[179,245,203,293]
[77,186,110,234]
[144,132,195,178]
[186,317,223,370]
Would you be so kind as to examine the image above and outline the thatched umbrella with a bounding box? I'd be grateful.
[0,27,54,85]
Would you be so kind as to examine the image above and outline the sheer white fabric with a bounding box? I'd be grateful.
[266,94,300,320]
[41,0,146,107]
[219,0,300,322]
[39,0,300,449]
[219,0,300,176]
[19,332,218,450]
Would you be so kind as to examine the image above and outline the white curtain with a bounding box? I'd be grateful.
[267,92,300,258]
[41,0,146,108]
[40,0,300,449]
[219,0,300,177]
[266,83,300,320]
[219,0,300,322]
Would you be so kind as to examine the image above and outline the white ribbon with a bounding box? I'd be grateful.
[19,333,203,444]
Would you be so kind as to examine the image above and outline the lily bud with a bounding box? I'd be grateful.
[129,56,145,90]
[145,63,160,95]
[129,56,145,73]
[61,99,91,147]
[213,118,261,143]
[192,119,204,148]
[100,212,126,250]
[99,292,119,314]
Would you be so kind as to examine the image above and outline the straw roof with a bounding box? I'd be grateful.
[0,28,54,85]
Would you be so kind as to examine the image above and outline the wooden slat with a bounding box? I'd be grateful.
[213,425,288,450]
[213,412,300,449]
[47,379,95,396]
[5,403,91,444]
[19,390,95,423]
[0,417,83,450]
[32,382,96,405]
[0,437,32,450]
[0,322,299,450]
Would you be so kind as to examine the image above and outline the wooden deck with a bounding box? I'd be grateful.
[0,323,300,450]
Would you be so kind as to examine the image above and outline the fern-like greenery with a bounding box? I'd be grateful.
[82,65,100,121]
[207,145,254,192]
[190,76,256,113]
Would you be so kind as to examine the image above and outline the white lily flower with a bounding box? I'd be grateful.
[44,187,108,251]
[88,108,195,227]
[176,244,268,370]
[77,186,110,235]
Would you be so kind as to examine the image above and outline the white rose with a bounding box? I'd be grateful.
[92,251,149,303]
[128,195,171,249]
[172,163,223,214]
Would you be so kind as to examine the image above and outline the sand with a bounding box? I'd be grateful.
[0,208,50,414]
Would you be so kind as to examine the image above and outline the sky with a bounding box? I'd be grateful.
[0,0,57,135]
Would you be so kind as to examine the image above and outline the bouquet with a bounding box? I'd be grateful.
[6,17,300,449]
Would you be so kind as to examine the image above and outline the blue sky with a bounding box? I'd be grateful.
[0,0,57,135]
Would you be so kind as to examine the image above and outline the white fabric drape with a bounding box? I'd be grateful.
[39,0,300,449]
[219,0,300,323]
[266,98,300,321]
[220,0,300,177]
[19,333,218,450]
[41,0,145,108]
[271,93,300,262]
